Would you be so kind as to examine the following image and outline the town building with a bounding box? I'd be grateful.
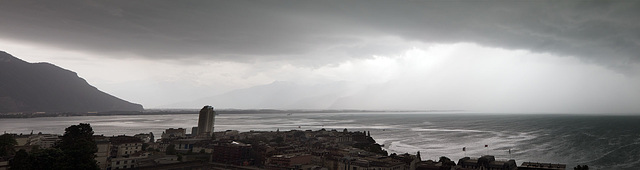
[191,126,198,136]
[110,136,143,156]
[28,134,60,149]
[94,135,112,170]
[14,134,29,146]
[211,141,253,165]
[518,162,566,170]
[197,105,216,137]
[334,156,406,170]
[110,153,149,170]
[161,128,186,139]
[458,155,518,170]
[109,136,147,169]
[0,158,8,170]
[173,138,205,152]
[266,154,313,169]
[133,133,154,143]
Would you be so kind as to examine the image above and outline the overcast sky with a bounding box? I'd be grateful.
[1,1,639,113]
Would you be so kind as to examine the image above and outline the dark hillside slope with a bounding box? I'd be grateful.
[0,51,143,113]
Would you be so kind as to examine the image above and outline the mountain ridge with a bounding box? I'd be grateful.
[0,51,144,113]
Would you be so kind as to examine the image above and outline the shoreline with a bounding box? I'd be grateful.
[0,109,463,119]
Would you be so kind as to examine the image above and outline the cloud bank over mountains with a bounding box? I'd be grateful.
[165,44,640,113]
[1,1,640,113]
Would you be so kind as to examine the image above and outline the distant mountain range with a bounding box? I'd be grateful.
[160,80,437,111]
[161,81,359,109]
[0,51,143,113]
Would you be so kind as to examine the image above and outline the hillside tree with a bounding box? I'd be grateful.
[0,134,17,156]
[57,123,99,170]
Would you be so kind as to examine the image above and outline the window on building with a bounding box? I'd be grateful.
[116,161,120,165]
[132,160,135,163]
[124,160,127,164]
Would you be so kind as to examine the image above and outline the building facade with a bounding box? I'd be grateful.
[108,136,147,170]
[94,135,112,170]
[162,128,186,139]
[197,105,215,137]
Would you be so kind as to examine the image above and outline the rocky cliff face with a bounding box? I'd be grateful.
[0,51,143,113]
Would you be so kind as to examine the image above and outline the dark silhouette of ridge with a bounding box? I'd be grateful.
[0,51,143,113]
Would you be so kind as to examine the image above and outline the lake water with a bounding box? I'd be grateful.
[1,112,638,169]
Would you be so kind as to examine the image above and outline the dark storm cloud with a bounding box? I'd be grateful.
[1,1,639,68]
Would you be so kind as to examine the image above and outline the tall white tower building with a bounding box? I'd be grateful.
[197,105,215,137]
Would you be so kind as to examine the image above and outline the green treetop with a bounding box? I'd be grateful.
[57,123,99,170]
[0,134,17,156]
